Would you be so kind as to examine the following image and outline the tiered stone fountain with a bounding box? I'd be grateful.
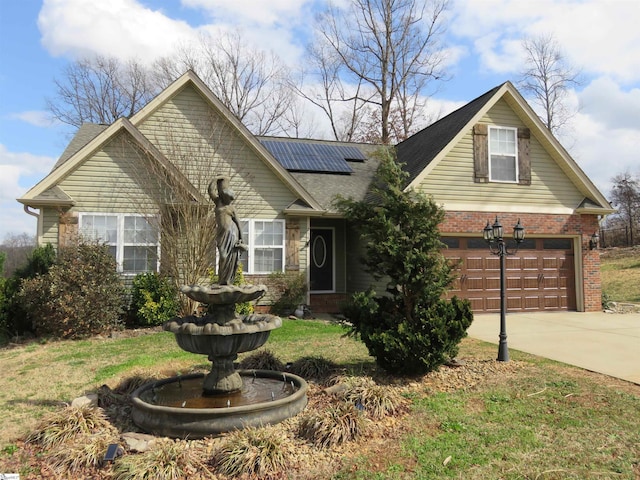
[131,177,307,439]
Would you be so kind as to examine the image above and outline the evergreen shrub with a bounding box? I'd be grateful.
[129,272,179,326]
[336,148,473,375]
[18,241,126,338]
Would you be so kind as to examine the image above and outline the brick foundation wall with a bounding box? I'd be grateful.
[309,293,348,314]
[442,211,602,312]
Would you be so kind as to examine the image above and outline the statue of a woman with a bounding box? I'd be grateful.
[209,177,247,285]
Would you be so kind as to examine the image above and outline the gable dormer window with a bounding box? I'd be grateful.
[489,126,518,182]
[473,124,531,185]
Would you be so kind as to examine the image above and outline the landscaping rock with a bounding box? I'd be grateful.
[122,432,159,452]
[71,393,99,408]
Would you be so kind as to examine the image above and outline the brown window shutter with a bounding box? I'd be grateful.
[473,124,489,183]
[518,127,531,185]
[285,220,300,271]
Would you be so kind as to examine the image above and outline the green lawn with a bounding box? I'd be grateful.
[1,318,638,479]
[601,247,640,303]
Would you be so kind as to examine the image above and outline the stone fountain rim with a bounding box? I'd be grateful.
[131,370,308,415]
[163,315,282,336]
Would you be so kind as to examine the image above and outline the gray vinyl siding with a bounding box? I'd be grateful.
[136,84,298,220]
[345,223,388,295]
[58,131,162,215]
[41,208,59,248]
[417,99,584,210]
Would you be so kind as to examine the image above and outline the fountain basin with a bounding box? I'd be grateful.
[131,370,308,439]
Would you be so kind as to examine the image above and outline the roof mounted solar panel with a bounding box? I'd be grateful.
[259,139,360,173]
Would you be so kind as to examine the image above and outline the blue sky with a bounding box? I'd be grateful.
[1,0,639,241]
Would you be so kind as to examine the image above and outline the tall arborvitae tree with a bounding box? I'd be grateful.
[335,148,472,374]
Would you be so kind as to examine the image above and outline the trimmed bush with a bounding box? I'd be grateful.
[343,291,473,375]
[268,271,307,316]
[18,241,126,339]
[130,272,179,326]
[336,149,473,375]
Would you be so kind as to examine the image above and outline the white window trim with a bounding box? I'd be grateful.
[488,125,519,183]
[78,212,160,275]
[240,219,286,274]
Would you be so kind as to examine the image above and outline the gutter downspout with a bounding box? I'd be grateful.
[23,205,41,244]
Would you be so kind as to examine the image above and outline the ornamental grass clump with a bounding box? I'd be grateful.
[46,432,119,475]
[211,425,293,478]
[340,376,408,419]
[298,402,368,448]
[289,356,338,383]
[112,439,214,480]
[27,404,113,449]
[239,349,285,371]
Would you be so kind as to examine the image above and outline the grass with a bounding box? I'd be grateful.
[600,247,640,302]
[1,319,638,479]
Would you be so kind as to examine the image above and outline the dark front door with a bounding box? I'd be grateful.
[310,229,334,292]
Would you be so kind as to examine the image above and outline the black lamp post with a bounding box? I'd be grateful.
[482,216,525,362]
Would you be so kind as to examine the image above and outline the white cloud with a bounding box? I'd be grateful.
[0,146,57,239]
[38,0,197,64]
[579,77,640,131]
[565,111,640,198]
[9,110,55,128]
[181,0,311,27]
[0,144,57,181]
[450,0,640,83]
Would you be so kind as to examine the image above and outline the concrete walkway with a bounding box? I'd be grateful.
[467,311,640,385]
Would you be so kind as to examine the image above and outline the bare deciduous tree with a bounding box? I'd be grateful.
[609,171,640,246]
[0,233,36,278]
[123,112,256,315]
[153,31,297,136]
[304,0,449,144]
[47,55,158,128]
[518,33,581,135]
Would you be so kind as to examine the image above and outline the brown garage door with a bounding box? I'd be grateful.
[442,237,576,312]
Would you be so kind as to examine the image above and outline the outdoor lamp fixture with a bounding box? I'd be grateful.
[482,217,525,362]
[589,232,599,250]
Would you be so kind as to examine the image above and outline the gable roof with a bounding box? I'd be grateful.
[18,117,204,207]
[398,81,613,214]
[397,84,503,185]
[19,71,323,212]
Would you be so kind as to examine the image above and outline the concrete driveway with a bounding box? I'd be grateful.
[467,311,640,385]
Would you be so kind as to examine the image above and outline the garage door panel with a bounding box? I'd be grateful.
[506,277,522,289]
[524,296,541,309]
[522,257,539,270]
[484,277,500,291]
[443,237,575,313]
[466,257,485,270]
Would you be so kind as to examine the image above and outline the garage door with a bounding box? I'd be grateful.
[442,237,576,312]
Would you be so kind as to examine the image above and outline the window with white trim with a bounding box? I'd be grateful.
[79,213,159,274]
[489,126,518,182]
[238,219,285,274]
